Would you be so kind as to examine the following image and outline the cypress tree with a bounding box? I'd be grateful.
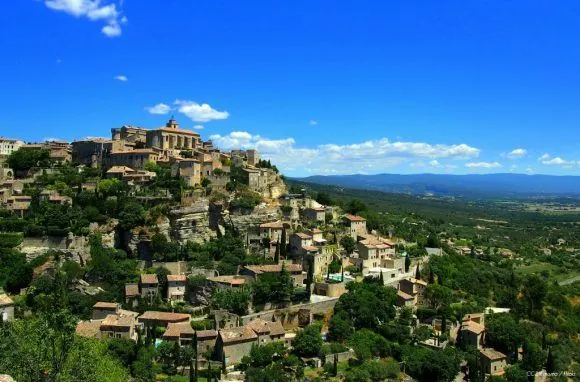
[379,271,384,284]
[404,254,411,273]
[429,270,435,284]
[274,239,280,263]
[415,265,421,280]
[333,353,338,376]
[546,347,554,373]
[441,314,447,333]
[341,265,344,282]
[280,226,287,259]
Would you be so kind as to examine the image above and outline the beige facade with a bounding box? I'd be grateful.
[92,302,121,320]
[356,235,397,274]
[108,149,159,170]
[479,348,507,376]
[167,274,187,301]
[100,313,138,341]
[140,274,159,299]
[241,264,306,288]
[0,138,24,157]
[173,159,201,186]
[459,316,485,349]
[111,125,147,149]
[344,214,367,239]
[398,278,427,306]
[303,207,326,222]
[146,119,201,151]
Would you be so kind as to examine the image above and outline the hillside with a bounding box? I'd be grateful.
[295,173,580,198]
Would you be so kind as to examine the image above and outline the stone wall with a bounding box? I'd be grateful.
[240,298,339,329]
[323,350,356,365]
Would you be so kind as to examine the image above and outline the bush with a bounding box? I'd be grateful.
[0,232,24,248]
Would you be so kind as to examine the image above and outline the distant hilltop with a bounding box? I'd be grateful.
[294,173,580,198]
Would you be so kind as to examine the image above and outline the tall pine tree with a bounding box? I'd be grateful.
[415,265,421,280]
[274,239,280,263]
[405,253,411,272]
[280,226,287,259]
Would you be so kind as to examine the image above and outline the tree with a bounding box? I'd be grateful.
[274,239,280,263]
[415,265,421,280]
[7,148,51,174]
[132,346,155,381]
[546,347,554,373]
[280,226,287,259]
[315,192,333,206]
[340,235,356,254]
[429,270,435,284]
[328,312,352,342]
[211,288,252,316]
[522,341,545,376]
[485,314,525,358]
[348,329,390,360]
[292,323,323,357]
[505,365,528,382]
[424,284,453,310]
[405,254,411,272]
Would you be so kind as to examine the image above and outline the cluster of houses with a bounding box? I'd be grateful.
[76,300,294,367]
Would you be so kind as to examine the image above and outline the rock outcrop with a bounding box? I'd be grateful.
[169,200,217,244]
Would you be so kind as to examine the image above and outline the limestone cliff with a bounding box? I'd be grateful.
[168,199,217,244]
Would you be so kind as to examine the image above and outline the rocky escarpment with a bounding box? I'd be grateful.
[169,200,217,244]
[225,204,281,238]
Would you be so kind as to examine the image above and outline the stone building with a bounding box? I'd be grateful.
[72,139,122,168]
[0,138,24,158]
[99,313,138,341]
[479,348,507,376]
[138,311,192,328]
[111,125,147,149]
[146,118,201,152]
[303,207,326,222]
[344,214,367,239]
[398,278,427,307]
[173,159,201,187]
[124,283,140,307]
[92,301,121,320]
[196,330,218,355]
[356,234,398,275]
[167,274,187,301]
[241,264,306,288]
[108,149,159,170]
[140,274,159,299]
[459,315,486,349]
[0,294,14,322]
[216,326,258,366]
[162,322,196,346]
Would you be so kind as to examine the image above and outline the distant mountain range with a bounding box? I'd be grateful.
[293,173,580,198]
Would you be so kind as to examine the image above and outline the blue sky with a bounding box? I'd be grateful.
[1,1,579,176]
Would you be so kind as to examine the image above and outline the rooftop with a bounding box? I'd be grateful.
[140,274,159,284]
[295,232,312,239]
[0,294,14,306]
[196,329,218,339]
[480,348,507,360]
[244,264,302,274]
[260,221,284,229]
[219,326,258,344]
[125,283,140,297]
[461,319,485,334]
[207,275,246,286]
[167,274,187,282]
[163,322,195,338]
[397,290,414,300]
[107,166,135,173]
[139,311,191,323]
[75,320,101,338]
[93,301,119,310]
[101,314,134,328]
[344,214,366,222]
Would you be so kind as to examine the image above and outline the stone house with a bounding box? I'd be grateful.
[167,274,187,301]
[72,139,121,168]
[356,235,397,275]
[398,278,428,306]
[397,290,415,308]
[216,326,258,366]
[140,274,159,299]
[196,330,219,355]
[245,318,285,346]
[92,301,121,320]
[479,348,507,376]
[138,311,192,330]
[0,138,24,157]
[303,207,326,222]
[0,294,14,322]
[108,149,159,170]
[99,313,138,341]
[173,159,201,187]
[124,283,140,307]
[259,221,284,244]
[313,281,347,298]
[344,214,367,239]
[162,322,196,346]
[290,232,313,255]
[207,275,247,289]
[111,125,148,149]
[459,316,486,349]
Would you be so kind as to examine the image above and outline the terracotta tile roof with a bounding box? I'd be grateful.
[266,321,285,336]
[245,318,272,334]
[196,329,218,339]
[111,149,157,155]
[302,246,319,252]
[480,348,506,360]
[163,322,195,338]
[107,166,135,173]
[140,274,159,284]
[397,290,414,300]
[75,320,101,338]
[139,311,191,323]
[408,277,428,286]
[125,283,140,297]
[461,320,485,334]
[101,314,134,328]
[207,276,246,286]
[309,229,322,234]
[260,221,284,229]
[344,214,366,222]
[167,274,187,282]
[244,264,302,274]
[309,207,326,212]
[93,301,119,310]
[295,233,312,239]
[0,294,14,306]
[219,326,258,344]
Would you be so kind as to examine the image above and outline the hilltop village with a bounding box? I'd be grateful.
[0,121,578,381]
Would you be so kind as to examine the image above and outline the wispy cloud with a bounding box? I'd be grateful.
[193,125,204,130]
[145,103,172,115]
[505,148,527,159]
[114,75,128,82]
[309,120,318,126]
[538,154,580,168]
[465,161,502,169]
[209,131,481,175]
[43,0,127,37]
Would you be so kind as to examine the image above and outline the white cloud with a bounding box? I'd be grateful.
[174,100,229,122]
[429,160,442,168]
[145,103,172,115]
[209,131,481,175]
[465,161,502,169]
[43,0,126,37]
[114,75,128,82]
[506,148,527,159]
[538,153,550,161]
[539,154,580,167]
[309,120,318,126]
[193,125,204,130]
